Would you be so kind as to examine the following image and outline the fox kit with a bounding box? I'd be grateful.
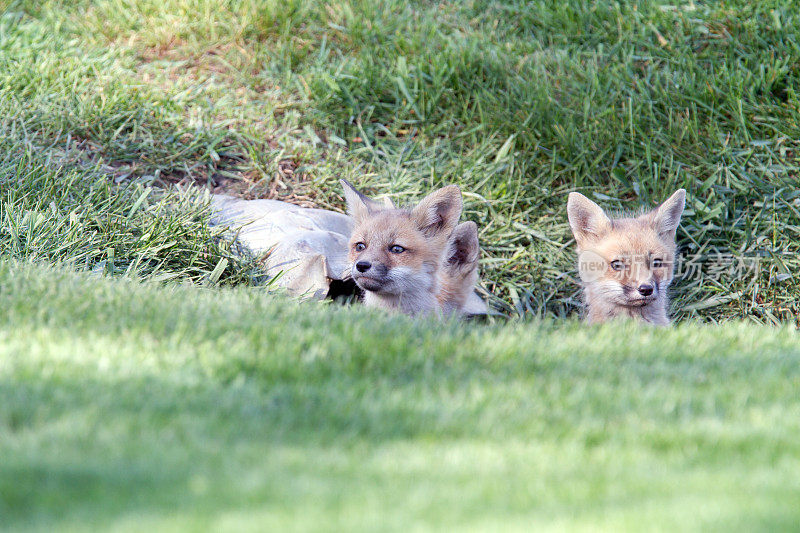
[567,189,686,326]
[341,180,479,316]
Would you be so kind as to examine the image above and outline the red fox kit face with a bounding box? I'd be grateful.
[341,180,462,299]
[567,189,686,313]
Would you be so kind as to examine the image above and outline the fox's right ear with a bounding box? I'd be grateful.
[340,179,384,223]
[567,192,612,246]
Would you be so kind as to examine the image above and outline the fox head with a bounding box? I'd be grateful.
[340,180,462,310]
[567,189,685,322]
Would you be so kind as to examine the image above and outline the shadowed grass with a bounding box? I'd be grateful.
[0,137,259,284]
[2,0,800,320]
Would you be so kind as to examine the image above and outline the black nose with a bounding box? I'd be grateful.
[355,261,371,273]
[638,284,654,296]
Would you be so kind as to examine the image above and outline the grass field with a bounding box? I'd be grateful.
[2,260,800,532]
[3,0,800,320]
[2,0,800,530]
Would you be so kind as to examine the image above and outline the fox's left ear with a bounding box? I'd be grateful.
[411,185,463,238]
[340,179,385,223]
[445,221,480,275]
[651,189,686,239]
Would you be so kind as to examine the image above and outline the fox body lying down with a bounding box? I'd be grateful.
[567,189,686,326]
[341,180,480,317]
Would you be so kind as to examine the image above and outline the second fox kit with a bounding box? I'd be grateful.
[341,180,479,316]
[567,189,686,326]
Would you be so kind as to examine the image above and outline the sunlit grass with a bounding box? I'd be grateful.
[2,2,800,526]
[2,260,800,531]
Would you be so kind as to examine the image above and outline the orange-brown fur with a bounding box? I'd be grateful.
[341,180,479,316]
[567,190,686,326]
[347,209,445,314]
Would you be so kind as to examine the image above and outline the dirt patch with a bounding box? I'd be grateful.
[50,132,323,207]
[136,39,268,90]
[214,158,324,208]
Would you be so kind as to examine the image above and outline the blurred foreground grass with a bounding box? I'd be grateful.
[1,260,800,531]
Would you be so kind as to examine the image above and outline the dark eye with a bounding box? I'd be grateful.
[651,258,664,268]
[610,260,624,271]
[354,242,366,252]
[389,244,405,254]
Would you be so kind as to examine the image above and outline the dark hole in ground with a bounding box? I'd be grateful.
[326,278,362,304]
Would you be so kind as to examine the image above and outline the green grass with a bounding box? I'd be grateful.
[2,0,800,320]
[2,260,800,532]
[0,139,261,284]
[2,2,800,530]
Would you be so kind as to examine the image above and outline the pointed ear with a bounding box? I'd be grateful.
[410,185,463,238]
[340,179,384,223]
[381,196,395,209]
[651,189,685,239]
[567,192,612,246]
[445,221,479,274]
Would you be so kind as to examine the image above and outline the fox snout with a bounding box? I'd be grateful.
[609,260,663,305]
[351,260,390,292]
[637,283,654,296]
[352,258,387,278]
[622,277,658,303]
